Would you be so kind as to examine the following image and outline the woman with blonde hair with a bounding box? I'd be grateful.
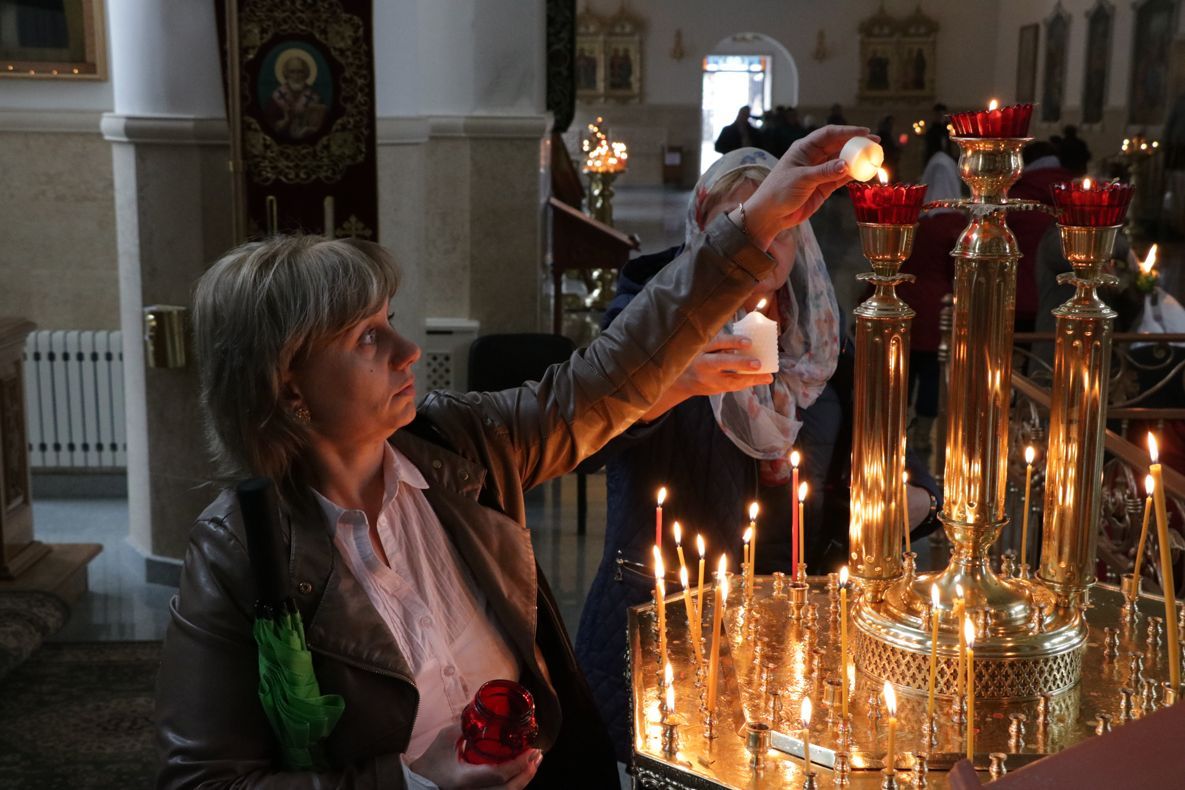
[154,126,868,788]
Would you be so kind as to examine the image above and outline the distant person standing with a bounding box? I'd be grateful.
[1058,125,1091,175]
[715,105,759,154]
[925,103,950,160]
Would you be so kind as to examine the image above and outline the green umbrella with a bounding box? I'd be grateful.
[239,479,345,771]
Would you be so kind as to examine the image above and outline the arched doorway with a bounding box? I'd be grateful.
[701,33,800,173]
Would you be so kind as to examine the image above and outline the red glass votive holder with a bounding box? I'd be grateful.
[849,182,928,225]
[1050,180,1134,226]
[459,679,539,765]
[949,103,1033,138]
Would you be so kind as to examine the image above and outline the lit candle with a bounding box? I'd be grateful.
[840,136,885,182]
[731,299,779,374]
[902,470,911,553]
[884,681,898,773]
[742,526,753,595]
[695,534,706,624]
[1020,445,1035,566]
[679,565,703,667]
[706,556,729,720]
[1132,474,1155,581]
[654,546,668,669]
[790,449,801,576]
[798,482,809,575]
[949,99,1034,138]
[1148,433,1180,693]
[840,566,850,718]
[655,487,667,549]
[801,696,813,773]
[955,584,966,704]
[673,521,689,588]
[747,502,759,591]
[965,617,976,760]
[928,583,940,722]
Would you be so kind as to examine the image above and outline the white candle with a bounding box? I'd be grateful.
[840,136,885,182]
[884,681,898,772]
[731,299,778,374]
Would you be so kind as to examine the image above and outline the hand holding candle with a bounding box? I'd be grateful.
[840,136,884,182]
[731,299,779,374]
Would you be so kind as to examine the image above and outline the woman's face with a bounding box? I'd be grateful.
[286,304,421,448]
[705,179,796,312]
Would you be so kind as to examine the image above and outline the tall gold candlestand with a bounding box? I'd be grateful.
[852,138,1087,700]
[586,171,618,226]
[1037,225,1120,607]
[849,223,916,601]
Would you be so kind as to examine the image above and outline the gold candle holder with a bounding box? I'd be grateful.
[850,222,917,601]
[584,170,618,226]
[850,137,1087,701]
[1036,224,1121,607]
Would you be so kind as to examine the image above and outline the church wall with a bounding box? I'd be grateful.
[568,0,1002,187]
[0,112,119,330]
[992,0,1184,169]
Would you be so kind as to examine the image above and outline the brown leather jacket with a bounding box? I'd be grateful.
[155,215,773,788]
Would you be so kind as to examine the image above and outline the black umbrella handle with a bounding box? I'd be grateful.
[236,477,288,610]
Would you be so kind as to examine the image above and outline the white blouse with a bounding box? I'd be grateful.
[314,444,521,766]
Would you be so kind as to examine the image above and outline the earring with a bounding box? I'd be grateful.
[293,404,311,425]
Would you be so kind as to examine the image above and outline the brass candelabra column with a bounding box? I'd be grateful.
[849,223,917,601]
[1037,225,1120,606]
[852,138,1087,701]
[586,171,618,226]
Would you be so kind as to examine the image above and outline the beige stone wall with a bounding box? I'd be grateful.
[0,114,119,330]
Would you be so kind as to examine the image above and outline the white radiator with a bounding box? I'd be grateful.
[23,330,126,469]
[420,318,480,393]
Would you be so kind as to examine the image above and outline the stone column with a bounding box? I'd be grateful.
[103,0,231,579]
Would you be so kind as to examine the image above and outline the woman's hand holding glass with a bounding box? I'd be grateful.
[408,725,541,789]
[731,125,874,250]
[639,332,772,422]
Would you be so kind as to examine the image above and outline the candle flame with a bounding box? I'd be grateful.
[680,565,689,589]
[1140,244,1159,275]
[673,520,682,545]
[748,501,759,521]
[883,681,897,716]
[931,582,940,608]
[790,449,801,468]
[964,616,976,647]
[903,470,910,484]
[654,546,665,579]
[988,98,999,111]
[657,486,667,506]
[743,526,753,544]
[1148,432,1160,463]
[696,533,706,557]
[839,565,849,586]
[1025,445,1036,465]
[717,554,727,577]
[664,660,673,687]
[876,167,889,185]
[802,696,813,726]
[1082,177,1092,190]
[721,571,730,604]
[1146,474,1156,496]
[756,298,768,311]
[798,481,809,502]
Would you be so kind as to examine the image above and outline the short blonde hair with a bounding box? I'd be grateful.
[193,235,399,503]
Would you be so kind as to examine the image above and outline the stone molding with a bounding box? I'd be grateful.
[100,113,229,145]
[0,109,105,134]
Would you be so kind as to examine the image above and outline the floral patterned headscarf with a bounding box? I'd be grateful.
[689,148,841,485]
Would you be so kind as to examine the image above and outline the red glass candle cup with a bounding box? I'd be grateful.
[1050,180,1134,227]
[849,182,928,225]
[949,103,1033,138]
[459,679,539,765]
